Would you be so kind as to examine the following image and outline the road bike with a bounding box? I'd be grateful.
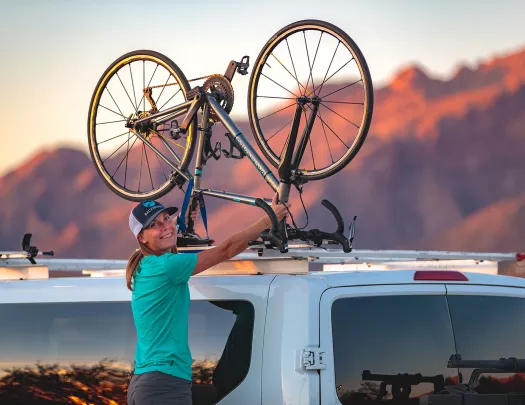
[87,19,374,253]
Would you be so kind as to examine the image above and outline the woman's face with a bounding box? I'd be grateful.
[137,211,177,253]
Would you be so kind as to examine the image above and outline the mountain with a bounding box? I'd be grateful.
[1,46,524,259]
[412,192,525,252]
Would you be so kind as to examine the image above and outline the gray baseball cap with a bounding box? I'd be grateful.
[129,200,178,237]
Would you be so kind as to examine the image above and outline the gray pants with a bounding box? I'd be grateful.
[127,371,192,405]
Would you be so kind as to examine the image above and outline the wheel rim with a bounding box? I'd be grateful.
[88,53,193,200]
[249,22,373,179]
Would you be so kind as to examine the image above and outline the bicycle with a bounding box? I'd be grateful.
[87,19,374,254]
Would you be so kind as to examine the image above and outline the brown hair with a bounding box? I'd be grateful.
[126,239,177,291]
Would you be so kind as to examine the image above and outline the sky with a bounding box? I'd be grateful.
[0,0,524,177]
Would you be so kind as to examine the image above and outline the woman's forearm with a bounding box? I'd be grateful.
[223,217,270,259]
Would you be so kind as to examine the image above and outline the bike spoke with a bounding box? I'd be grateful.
[136,63,160,112]
[124,132,132,187]
[105,88,125,118]
[315,109,349,148]
[155,73,173,106]
[307,31,323,93]
[99,104,127,119]
[97,131,130,145]
[143,61,145,112]
[322,100,364,105]
[320,102,360,129]
[285,38,302,95]
[317,40,340,96]
[139,142,149,192]
[257,95,297,100]
[143,142,155,190]
[97,119,128,125]
[129,64,138,111]
[313,58,354,96]
[261,72,299,99]
[158,88,182,111]
[267,116,295,142]
[303,30,315,94]
[152,137,169,182]
[112,133,137,179]
[302,110,316,170]
[102,134,133,164]
[318,110,335,163]
[270,53,307,95]
[320,79,363,99]
[116,71,138,113]
[259,102,296,121]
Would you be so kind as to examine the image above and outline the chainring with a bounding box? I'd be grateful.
[202,74,234,122]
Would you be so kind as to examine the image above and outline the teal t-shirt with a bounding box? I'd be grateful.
[131,252,198,380]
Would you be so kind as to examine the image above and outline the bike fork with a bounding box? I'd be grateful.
[277,97,319,204]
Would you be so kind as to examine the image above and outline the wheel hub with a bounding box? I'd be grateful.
[129,111,156,140]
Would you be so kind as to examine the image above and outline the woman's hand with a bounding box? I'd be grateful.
[270,192,291,222]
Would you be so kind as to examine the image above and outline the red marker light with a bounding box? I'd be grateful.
[414,270,469,281]
[517,253,525,262]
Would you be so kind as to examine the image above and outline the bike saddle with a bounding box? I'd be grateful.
[177,233,214,247]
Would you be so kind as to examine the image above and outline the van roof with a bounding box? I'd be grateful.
[2,247,524,289]
[309,268,525,289]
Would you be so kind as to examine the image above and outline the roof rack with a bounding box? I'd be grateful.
[1,240,524,280]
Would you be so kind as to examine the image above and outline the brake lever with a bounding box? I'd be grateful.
[321,199,344,234]
[252,198,288,253]
[293,199,353,253]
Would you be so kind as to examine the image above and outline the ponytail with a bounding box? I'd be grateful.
[126,240,178,291]
[126,248,144,291]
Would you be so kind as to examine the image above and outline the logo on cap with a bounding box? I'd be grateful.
[143,201,155,208]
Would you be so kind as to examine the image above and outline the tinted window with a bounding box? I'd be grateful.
[331,295,457,404]
[448,295,525,394]
[190,300,254,404]
[0,302,134,405]
[0,299,254,405]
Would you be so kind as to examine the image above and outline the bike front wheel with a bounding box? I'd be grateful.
[88,50,196,201]
[248,20,373,181]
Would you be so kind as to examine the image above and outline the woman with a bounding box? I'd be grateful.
[126,193,289,405]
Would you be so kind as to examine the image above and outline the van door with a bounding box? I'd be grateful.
[446,284,525,396]
[319,284,457,404]
[189,277,272,405]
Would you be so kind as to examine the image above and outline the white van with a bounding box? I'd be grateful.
[1,247,525,405]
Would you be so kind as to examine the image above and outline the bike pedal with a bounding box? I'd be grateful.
[170,120,182,140]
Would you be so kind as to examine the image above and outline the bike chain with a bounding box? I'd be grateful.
[147,75,215,90]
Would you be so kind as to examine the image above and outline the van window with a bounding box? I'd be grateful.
[331,295,457,404]
[447,295,525,394]
[190,300,254,404]
[0,300,254,405]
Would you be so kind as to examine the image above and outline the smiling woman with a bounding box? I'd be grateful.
[124,194,289,405]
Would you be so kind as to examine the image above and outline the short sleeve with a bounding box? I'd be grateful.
[164,252,198,284]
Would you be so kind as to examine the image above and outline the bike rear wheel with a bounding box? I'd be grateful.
[88,50,196,201]
[248,20,373,181]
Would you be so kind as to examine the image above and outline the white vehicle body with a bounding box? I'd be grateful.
[1,248,525,404]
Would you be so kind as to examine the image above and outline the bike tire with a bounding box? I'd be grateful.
[247,19,373,181]
[88,50,196,201]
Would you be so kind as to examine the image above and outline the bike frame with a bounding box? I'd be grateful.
[133,89,318,207]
